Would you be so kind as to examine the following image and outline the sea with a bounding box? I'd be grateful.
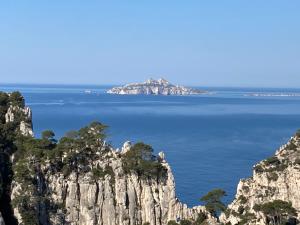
[1,84,300,206]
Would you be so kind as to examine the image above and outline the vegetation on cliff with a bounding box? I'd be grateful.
[122,142,167,178]
[254,200,297,225]
[167,211,208,225]
[0,91,27,225]
[200,189,226,219]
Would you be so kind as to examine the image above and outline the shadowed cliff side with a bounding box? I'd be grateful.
[0,91,33,225]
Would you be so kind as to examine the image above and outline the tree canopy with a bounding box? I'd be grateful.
[200,188,226,218]
[254,200,297,225]
[122,142,166,178]
[296,129,300,138]
[9,91,25,108]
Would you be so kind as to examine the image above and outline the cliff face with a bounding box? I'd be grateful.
[107,78,206,95]
[221,133,300,225]
[11,142,212,225]
[0,92,33,225]
[5,105,34,137]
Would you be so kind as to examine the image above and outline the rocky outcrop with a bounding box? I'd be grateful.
[221,133,300,225]
[5,105,33,137]
[107,78,206,95]
[11,141,215,225]
[0,92,34,225]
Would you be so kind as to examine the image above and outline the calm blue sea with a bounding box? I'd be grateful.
[1,84,300,206]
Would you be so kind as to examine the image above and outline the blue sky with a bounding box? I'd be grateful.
[0,1,299,87]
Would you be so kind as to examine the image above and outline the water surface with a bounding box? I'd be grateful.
[1,84,300,206]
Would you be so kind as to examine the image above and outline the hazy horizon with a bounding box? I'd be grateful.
[1,1,300,87]
[1,81,300,89]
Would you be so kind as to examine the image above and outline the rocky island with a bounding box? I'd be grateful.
[0,91,300,225]
[107,78,206,95]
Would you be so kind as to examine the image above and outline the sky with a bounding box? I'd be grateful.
[0,1,299,87]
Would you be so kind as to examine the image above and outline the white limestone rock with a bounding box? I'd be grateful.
[11,147,212,225]
[158,151,166,162]
[107,78,207,96]
[121,141,132,154]
[221,134,300,225]
[5,105,34,137]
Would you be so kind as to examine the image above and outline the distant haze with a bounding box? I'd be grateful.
[0,1,300,87]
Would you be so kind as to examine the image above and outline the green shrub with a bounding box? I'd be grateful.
[265,163,288,173]
[254,164,264,173]
[13,160,33,184]
[0,92,9,122]
[167,220,178,225]
[264,156,280,166]
[0,92,9,106]
[180,220,192,225]
[296,130,300,138]
[122,142,167,178]
[238,195,247,204]
[195,211,207,224]
[13,195,39,225]
[268,172,279,181]
[92,166,106,179]
[241,185,250,193]
[238,212,256,225]
[224,209,231,218]
[200,188,226,218]
[286,142,297,151]
[62,165,72,177]
[9,91,25,108]
[238,206,244,215]
[254,200,297,225]
[294,158,300,165]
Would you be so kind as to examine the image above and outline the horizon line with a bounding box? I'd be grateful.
[0,82,300,90]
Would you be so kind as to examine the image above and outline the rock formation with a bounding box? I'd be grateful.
[11,141,215,225]
[107,78,206,95]
[221,132,300,225]
[0,92,34,225]
[5,105,34,137]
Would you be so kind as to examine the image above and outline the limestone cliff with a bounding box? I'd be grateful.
[221,133,300,225]
[11,140,214,225]
[0,91,33,225]
[5,105,34,137]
